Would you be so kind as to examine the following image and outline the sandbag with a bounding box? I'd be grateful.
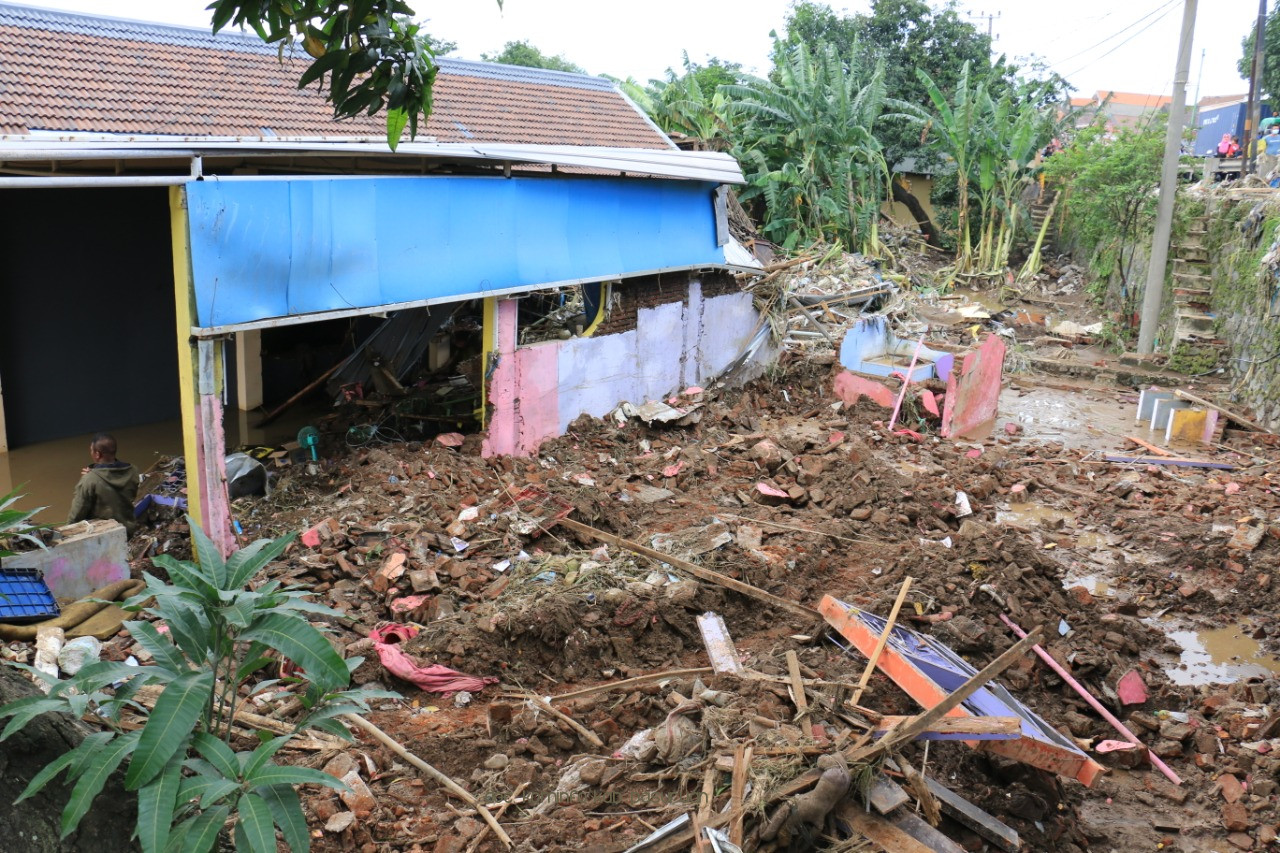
[0,579,144,641]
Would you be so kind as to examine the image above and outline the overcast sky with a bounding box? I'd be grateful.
[25,0,1262,101]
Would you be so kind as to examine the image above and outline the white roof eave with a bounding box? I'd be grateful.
[0,135,746,184]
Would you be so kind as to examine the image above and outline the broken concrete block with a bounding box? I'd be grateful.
[339,770,377,818]
[1218,773,1245,804]
[3,519,129,600]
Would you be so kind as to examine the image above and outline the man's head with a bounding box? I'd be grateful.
[89,433,117,464]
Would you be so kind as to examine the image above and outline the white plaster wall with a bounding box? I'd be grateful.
[692,292,759,383]
[556,329,640,432]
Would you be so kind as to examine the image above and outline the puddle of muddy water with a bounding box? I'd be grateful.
[995,386,1135,449]
[1154,620,1280,686]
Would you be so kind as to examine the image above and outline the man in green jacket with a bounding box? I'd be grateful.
[68,433,140,536]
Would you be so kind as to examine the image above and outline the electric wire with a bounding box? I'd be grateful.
[1048,0,1181,69]
[1059,0,1183,82]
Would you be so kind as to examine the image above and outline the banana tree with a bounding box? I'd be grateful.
[724,39,892,253]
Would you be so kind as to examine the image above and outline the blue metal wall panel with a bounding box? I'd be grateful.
[185,176,722,328]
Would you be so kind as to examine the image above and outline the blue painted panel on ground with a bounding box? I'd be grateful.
[185,176,723,328]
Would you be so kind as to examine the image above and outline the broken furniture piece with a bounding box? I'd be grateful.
[820,595,1106,786]
[839,316,953,382]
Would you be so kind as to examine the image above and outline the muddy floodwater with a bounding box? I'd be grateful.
[1157,620,1280,686]
[0,408,320,523]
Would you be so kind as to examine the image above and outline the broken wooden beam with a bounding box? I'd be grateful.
[911,773,1020,853]
[892,810,967,853]
[834,802,936,853]
[785,650,809,717]
[557,516,820,621]
[549,667,713,702]
[871,715,1021,740]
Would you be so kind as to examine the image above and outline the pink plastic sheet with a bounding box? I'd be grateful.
[369,624,498,695]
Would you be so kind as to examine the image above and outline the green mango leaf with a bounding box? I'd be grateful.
[246,764,348,791]
[176,773,239,808]
[1,695,68,741]
[137,754,184,853]
[14,734,104,803]
[125,620,191,673]
[386,107,409,151]
[233,792,277,853]
[187,518,228,589]
[176,803,230,853]
[126,670,214,790]
[225,533,295,589]
[239,735,291,779]
[61,730,140,838]
[190,731,240,780]
[241,613,349,692]
[256,783,309,853]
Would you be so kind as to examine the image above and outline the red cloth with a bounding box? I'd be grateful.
[368,624,498,695]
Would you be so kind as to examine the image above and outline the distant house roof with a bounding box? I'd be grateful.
[0,2,672,148]
[1069,97,1094,108]
[1096,91,1171,108]
[1198,93,1249,109]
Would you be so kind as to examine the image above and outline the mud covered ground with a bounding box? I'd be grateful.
[155,348,1280,853]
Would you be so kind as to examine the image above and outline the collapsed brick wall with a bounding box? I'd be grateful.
[594,271,743,336]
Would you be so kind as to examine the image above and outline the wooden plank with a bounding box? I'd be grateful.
[892,811,967,853]
[836,803,936,853]
[785,650,809,716]
[1124,434,1174,456]
[1103,454,1235,470]
[919,775,1020,852]
[871,715,1021,740]
[850,576,914,707]
[729,744,751,846]
[867,775,911,815]
[1175,389,1271,433]
[557,516,819,621]
[697,612,744,674]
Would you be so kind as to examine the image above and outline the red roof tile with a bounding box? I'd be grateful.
[0,4,670,148]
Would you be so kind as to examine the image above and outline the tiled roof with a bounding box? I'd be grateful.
[0,3,671,148]
[1198,93,1248,109]
[1096,90,1171,108]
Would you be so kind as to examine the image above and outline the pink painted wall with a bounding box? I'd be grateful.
[482,300,563,457]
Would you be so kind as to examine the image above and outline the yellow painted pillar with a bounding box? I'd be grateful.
[170,186,203,526]
[479,296,497,428]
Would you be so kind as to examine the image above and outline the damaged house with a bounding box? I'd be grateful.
[0,3,764,549]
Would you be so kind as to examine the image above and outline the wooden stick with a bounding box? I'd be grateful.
[343,714,512,849]
[729,744,752,846]
[464,782,529,853]
[1103,454,1235,470]
[849,576,913,707]
[548,668,713,702]
[1124,435,1175,457]
[522,694,604,749]
[785,650,809,718]
[556,517,819,621]
[848,627,1043,762]
[258,358,344,427]
[1174,389,1270,433]
[871,716,1021,738]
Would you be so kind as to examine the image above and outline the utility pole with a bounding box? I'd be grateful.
[1137,0,1198,356]
[967,10,1000,40]
[1191,48,1205,129]
[1244,0,1267,175]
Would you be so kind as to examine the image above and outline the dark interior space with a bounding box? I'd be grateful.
[0,187,180,448]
